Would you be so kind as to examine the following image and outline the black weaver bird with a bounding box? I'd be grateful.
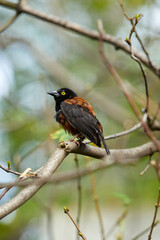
[47,88,110,155]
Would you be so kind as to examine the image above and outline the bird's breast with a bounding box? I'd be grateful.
[55,111,79,135]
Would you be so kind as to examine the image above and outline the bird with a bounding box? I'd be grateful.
[47,88,110,155]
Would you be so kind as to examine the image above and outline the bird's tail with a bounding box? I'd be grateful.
[99,133,110,155]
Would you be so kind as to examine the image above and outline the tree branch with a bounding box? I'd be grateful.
[0,13,18,33]
[97,19,160,153]
[0,140,159,190]
[0,139,158,219]
[0,0,159,77]
[0,146,68,219]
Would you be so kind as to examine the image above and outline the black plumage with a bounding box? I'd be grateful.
[48,88,110,155]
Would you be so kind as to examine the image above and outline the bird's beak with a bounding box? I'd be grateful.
[47,90,60,97]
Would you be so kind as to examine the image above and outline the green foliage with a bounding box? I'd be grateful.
[50,129,72,142]
[113,192,131,206]
[85,0,109,11]
[7,161,11,170]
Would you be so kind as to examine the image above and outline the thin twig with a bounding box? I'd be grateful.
[148,188,160,240]
[97,19,160,152]
[140,154,153,176]
[0,0,23,33]
[152,104,160,123]
[134,27,153,67]
[85,156,105,240]
[0,0,159,77]
[0,13,18,33]
[0,164,36,178]
[32,196,54,240]
[64,207,86,240]
[0,167,36,200]
[20,139,49,162]
[106,208,129,238]
[132,220,160,240]
[97,19,141,118]
[117,0,134,20]
[75,155,82,240]
[0,164,20,176]
[118,0,153,67]
[151,152,160,181]
[118,0,150,113]
[0,186,13,200]
[125,15,149,114]
[127,14,143,43]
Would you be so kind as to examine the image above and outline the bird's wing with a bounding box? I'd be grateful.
[60,98,102,146]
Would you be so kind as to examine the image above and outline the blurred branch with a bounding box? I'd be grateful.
[75,155,82,240]
[0,13,18,33]
[152,152,160,180]
[139,154,153,176]
[106,208,129,238]
[148,116,160,131]
[97,19,141,118]
[125,14,149,114]
[148,188,160,240]
[85,156,105,240]
[0,35,129,122]
[0,0,17,9]
[97,19,160,152]
[0,0,160,77]
[132,220,160,240]
[0,0,22,33]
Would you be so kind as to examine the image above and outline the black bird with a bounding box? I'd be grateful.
[48,88,110,155]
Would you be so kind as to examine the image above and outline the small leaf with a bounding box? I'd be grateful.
[50,129,72,142]
[7,161,11,170]
[113,192,131,206]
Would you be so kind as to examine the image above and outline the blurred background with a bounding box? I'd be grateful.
[0,0,160,239]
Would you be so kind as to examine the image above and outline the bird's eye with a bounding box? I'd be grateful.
[61,91,66,95]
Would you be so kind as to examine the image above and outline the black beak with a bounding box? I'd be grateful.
[47,90,60,97]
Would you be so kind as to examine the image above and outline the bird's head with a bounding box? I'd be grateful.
[47,88,77,100]
[47,88,77,111]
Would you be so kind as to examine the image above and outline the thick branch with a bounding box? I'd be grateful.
[0,139,159,219]
[0,140,158,189]
[67,141,158,162]
[0,146,68,219]
[0,0,159,77]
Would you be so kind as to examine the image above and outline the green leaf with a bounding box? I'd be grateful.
[50,129,72,142]
[113,192,131,206]
[7,161,11,170]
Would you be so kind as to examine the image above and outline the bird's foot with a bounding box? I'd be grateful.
[74,139,83,147]
[69,134,80,142]
[68,134,84,147]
